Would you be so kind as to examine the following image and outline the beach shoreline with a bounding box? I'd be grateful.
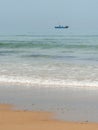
[0,86,98,122]
[0,104,98,130]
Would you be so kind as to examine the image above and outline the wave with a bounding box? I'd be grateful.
[0,42,98,52]
[0,76,98,90]
[0,35,98,50]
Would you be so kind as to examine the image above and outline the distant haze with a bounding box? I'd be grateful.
[0,0,98,35]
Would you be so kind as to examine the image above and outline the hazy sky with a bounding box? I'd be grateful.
[0,0,98,35]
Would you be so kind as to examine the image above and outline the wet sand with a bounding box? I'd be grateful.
[0,104,98,130]
[0,87,98,122]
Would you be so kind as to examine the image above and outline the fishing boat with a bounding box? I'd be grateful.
[55,25,69,29]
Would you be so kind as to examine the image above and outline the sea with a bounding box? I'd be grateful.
[0,34,98,122]
[0,35,98,89]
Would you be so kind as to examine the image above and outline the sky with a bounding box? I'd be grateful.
[0,0,98,35]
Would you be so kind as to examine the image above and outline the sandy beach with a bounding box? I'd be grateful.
[0,104,98,130]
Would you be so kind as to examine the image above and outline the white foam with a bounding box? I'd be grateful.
[0,76,98,90]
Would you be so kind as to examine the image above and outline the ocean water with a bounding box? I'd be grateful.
[1,35,98,122]
[0,35,98,90]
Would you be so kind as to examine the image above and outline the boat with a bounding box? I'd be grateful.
[55,25,69,29]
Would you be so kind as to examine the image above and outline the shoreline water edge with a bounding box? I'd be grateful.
[0,104,98,130]
[0,35,98,127]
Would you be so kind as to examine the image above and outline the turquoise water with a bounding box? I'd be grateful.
[0,35,98,89]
